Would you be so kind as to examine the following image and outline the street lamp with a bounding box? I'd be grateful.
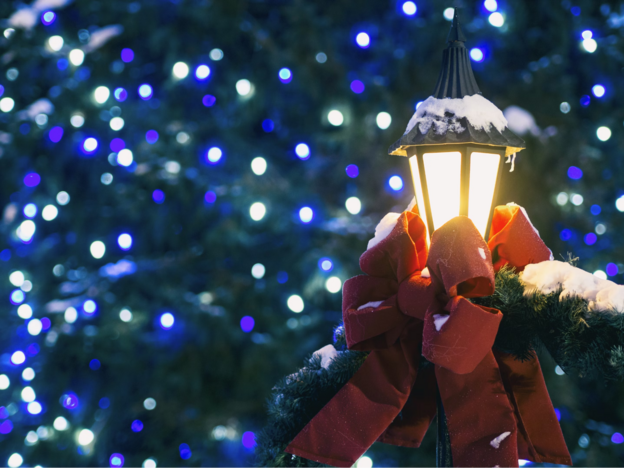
[389,10,525,240]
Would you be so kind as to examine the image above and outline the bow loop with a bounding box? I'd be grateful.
[427,216,495,298]
[360,209,428,282]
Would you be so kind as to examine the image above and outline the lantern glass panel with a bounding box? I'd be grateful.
[468,152,501,237]
[408,156,429,239]
[423,151,462,230]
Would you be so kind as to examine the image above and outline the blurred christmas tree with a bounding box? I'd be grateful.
[0,0,624,466]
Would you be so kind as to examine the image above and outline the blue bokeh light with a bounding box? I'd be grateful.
[607,263,619,276]
[159,312,175,330]
[388,175,404,191]
[355,32,370,48]
[295,143,310,160]
[146,130,159,144]
[41,11,56,25]
[346,164,359,178]
[580,95,590,106]
[567,166,583,180]
[24,203,37,218]
[10,290,25,305]
[612,432,624,444]
[319,258,333,272]
[581,30,593,40]
[560,229,572,241]
[60,393,79,409]
[590,204,601,215]
[114,88,128,102]
[242,431,257,449]
[41,317,51,330]
[470,48,484,62]
[278,68,292,83]
[131,420,144,432]
[83,300,97,315]
[0,420,13,434]
[179,443,192,460]
[299,207,314,223]
[571,6,581,16]
[27,401,42,415]
[121,48,134,63]
[262,119,275,132]
[109,453,124,468]
[110,138,125,152]
[206,147,223,164]
[82,137,99,154]
[554,408,561,421]
[118,233,133,250]
[49,126,64,143]
[204,191,217,204]
[10,350,25,365]
[202,94,216,107]
[277,271,288,284]
[152,189,165,204]
[99,397,110,409]
[89,359,101,370]
[240,316,255,333]
[195,64,211,80]
[350,80,365,94]
[402,1,417,16]
[584,233,597,245]
[24,173,41,187]
[138,84,153,100]
[592,84,605,98]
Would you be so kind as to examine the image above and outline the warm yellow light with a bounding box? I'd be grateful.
[468,152,500,237]
[423,152,461,230]
[408,156,429,241]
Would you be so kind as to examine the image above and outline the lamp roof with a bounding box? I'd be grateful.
[389,10,525,157]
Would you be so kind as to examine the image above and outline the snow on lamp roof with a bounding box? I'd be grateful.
[389,10,525,157]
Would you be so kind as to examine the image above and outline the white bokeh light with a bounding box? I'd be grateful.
[345,197,362,215]
[143,458,157,468]
[251,263,266,279]
[616,196,624,212]
[17,304,33,319]
[376,112,392,130]
[48,35,64,51]
[0,98,15,113]
[9,271,25,287]
[582,38,597,53]
[8,453,23,468]
[69,49,85,66]
[77,429,94,446]
[594,270,608,280]
[90,241,106,259]
[22,368,35,381]
[488,12,505,27]
[287,295,304,313]
[250,202,266,221]
[120,308,133,322]
[251,157,267,175]
[110,117,124,131]
[325,276,342,293]
[27,319,42,336]
[17,220,36,242]
[53,417,69,431]
[21,386,36,402]
[42,205,58,221]
[0,375,10,390]
[144,398,157,410]
[93,86,110,104]
[236,79,252,96]
[64,307,78,323]
[597,126,611,141]
[571,194,584,206]
[328,110,344,126]
[70,114,84,128]
[356,456,373,468]
[117,149,134,167]
[443,8,454,20]
[57,191,70,205]
[172,62,189,79]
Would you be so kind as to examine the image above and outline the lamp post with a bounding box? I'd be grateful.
[389,11,527,467]
[389,10,526,241]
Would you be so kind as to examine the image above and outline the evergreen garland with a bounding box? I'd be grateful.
[256,266,624,466]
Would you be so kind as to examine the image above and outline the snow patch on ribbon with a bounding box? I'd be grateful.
[421,267,430,278]
[521,260,624,312]
[478,248,486,260]
[313,344,339,369]
[433,314,449,331]
[358,301,384,311]
[367,198,417,250]
[490,431,511,449]
[404,94,508,136]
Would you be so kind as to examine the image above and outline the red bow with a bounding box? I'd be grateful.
[285,205,571,468]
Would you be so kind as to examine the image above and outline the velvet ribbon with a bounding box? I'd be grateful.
[285,205,571,468]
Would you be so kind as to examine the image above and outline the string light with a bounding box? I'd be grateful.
[295,143,310,160]
[42,205,59,221]
[470,48,484,62]
[236,79,252,96]
[117,149,133,166]
[484,0,498,12]
[388,175,404,191]
[77,429,94,446]
[119,309,133,322]
[64,307,78,323]
[110,117,124,131]
[582,38,597,53]
[118,233,133,250]
[53,417,69,431]
[0,97,15,112]
[17,304,33,319]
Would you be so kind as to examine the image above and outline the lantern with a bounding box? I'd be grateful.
[389,11,526,240]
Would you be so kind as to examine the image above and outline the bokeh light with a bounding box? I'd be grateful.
[195,65,211,80]
[138,84,153,100]
[402,1,417,16]
[346,197,362,215]
[160,313,175,330]
[350,80,365,94]
[488,12,504,27]
[328,110,344,126]
[325,276,342,293]
[470,48,484,62]
[206,147,223,164]
[568,166,583,180]
[355,32,370,48]
[240,316,255,333]
[278,68,292,83]
[250,202,266,221]
[376,112,391,129]
[346,164,359,178]
[592,84,605,98]
[388,175,404,191]
[295,143,310,160]
[597,126,611,141]
[172,62,189,79]
[251,157,267,175]
[118,233,133,250]
[251,263,265,279]
[299,207,314,223]
[287,295,304,313]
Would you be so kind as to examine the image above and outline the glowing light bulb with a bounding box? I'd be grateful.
[287,295,304,313]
